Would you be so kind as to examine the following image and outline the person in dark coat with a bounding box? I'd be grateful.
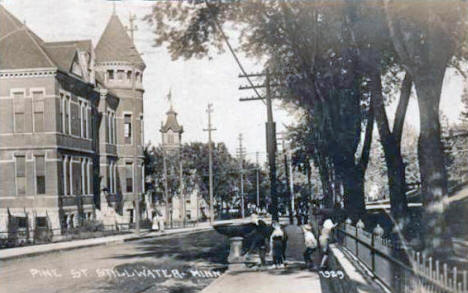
[243,219,271,266]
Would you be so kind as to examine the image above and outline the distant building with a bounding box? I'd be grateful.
[156,102,208,223]
[0,6,145,239]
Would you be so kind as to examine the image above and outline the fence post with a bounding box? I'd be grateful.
[356,219,365,257]
[444,263,448,289]
[371,233,375,273]
[372,224,383,275]
[463,270,467,292]
[453,267,458,292]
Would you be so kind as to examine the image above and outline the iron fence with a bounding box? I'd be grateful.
[0,219,209,250]
[336,222,468,293]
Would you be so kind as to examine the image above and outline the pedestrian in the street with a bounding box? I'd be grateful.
[270,221,285,269]
[302,223,318,270]
[152,213,159,231]
[319,218,336,270]
[157,210,165,232]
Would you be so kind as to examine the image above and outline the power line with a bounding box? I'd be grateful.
[204,0,265,105]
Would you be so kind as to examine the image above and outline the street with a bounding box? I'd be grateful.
[0,230,229,293]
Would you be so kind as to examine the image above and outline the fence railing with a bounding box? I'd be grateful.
[336,219,468,293]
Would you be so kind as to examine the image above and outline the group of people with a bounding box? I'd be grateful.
[243,214,336,270]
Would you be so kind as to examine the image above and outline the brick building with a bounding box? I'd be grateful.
[0,6,145,237]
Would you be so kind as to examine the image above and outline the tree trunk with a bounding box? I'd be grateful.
[342,165,366,222]
[413,73,452,256]
[369,71,409,221]
[306,161,312,199]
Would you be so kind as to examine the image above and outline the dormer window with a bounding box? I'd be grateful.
[107,70,114,80]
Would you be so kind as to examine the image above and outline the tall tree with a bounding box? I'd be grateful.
[383,0,468,255]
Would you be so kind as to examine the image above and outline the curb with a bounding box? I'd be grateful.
[0,226,213,262]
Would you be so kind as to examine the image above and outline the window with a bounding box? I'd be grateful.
[117,70,125,80]
[107,162,112,192]
[35,155,45,194]
[112,162,117,192]
[124,114,132,144]
[64,96,70,134]
[113,114,117,144]
[125,162,133,193]
[127,71,132,80]
[73,159,82,195]
[107,70,114,80]
[33,91,44,132]
[141,164,145,193]
[36,217,47,228]
[73,101,81,136]
[16,155,26,195]
[135,72,141,83]
[80,102,86,138]
[87,160,92,195]
[140,115,144,145]
[108,111,113,144]
[105,111,110,143]
[18,217,28,229]
[63,156,72,196]
[63,156,68,195]
[81,159,87,195]
[59,93,64,133]
[14,92,25,133]
[168,134,174,144]
[86,106,91,139]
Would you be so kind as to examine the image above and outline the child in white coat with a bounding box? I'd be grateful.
[270,222,285,269]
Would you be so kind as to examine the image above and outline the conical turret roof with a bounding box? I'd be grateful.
[95,14,145,67]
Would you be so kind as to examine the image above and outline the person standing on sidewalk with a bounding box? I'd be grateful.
[243,217,270,266]
[270,222,285,269]
[157,209,165,232]
[319,218,336,270]
[302,223,318,270]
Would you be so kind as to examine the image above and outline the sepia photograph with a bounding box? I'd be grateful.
[0,0,467,292]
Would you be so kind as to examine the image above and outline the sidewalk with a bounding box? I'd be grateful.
[203,224,324,293]
[202,265,323,293]
[202,224,384,293]
[0,222,215,261]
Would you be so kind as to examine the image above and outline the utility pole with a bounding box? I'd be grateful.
[179,153,185,227]
[288,147,295,218]
[256,151,260,208]
[162,151,170,225]
[203,104,216,224]
[279,132,293,224]
[239,70,278,221]
[237,134,245,218]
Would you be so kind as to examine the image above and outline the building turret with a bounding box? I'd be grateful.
[95,11,146,224]
[160,98,183,154]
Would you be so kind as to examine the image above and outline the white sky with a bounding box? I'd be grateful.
[3,0,465,162]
